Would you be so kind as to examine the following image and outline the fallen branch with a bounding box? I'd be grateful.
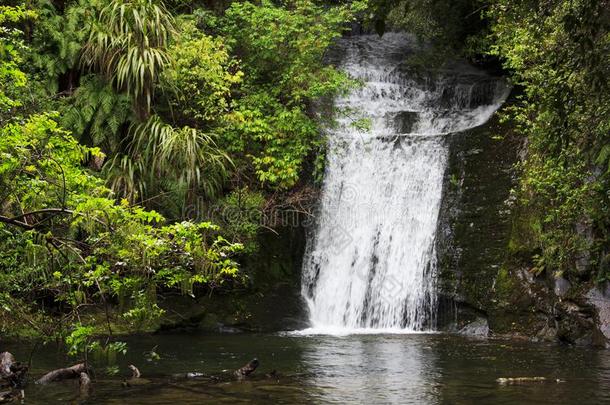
[36,363,87,385]
[0,216,33,230]
[0,208,113,232]
[0,389,23,403]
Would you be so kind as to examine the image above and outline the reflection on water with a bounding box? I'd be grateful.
[302,335,438,404]
[2,333,610,404]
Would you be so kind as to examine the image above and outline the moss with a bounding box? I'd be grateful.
[507,204,542,261]
[494,266,515,306]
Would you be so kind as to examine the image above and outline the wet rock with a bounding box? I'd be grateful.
[435,112,521,334]
[217,323,242,334]
[458,318,489,337]
[0,352,27,390]
[586,284,610,347]
[534,323,557,342]
[574,219,594,274]
[0,353,15,377]
[553,277,571,298]
[556,301,598,345]
[388,111,418,133]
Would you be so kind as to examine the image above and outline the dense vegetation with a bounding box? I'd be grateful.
[488,0,609,284]
[0,0,364,355]
[0,0,608,356]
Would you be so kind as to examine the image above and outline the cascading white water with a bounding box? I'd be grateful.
[301,33,510,333]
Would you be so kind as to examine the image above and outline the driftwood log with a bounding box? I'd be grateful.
[36,363,87,385]
[234,358,259,379]
[497,377,548,384]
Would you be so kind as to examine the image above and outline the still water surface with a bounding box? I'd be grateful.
[5,333,610,404]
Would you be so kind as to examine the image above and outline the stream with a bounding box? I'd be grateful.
[4,333,610,404]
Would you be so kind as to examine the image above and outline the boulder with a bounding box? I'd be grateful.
[458,318,489,337]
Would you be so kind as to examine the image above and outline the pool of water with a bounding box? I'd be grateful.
[4,333,610,404]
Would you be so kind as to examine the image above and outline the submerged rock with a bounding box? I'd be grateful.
[217,323,242,334]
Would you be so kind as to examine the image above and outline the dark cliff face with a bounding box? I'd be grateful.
[435,111,518,328]
[436,105,610,347]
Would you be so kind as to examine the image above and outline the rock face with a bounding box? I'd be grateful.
[435,106,610,347]
[435,110,519,332]
[586,286,610,346]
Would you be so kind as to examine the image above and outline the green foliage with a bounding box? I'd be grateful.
[82,0,175,117]
[0,114,243,340]
[0,5,35,114]
[161,17,243,126]
[30,0,94,93]
[65,325,96,357]
[382,0,485,53]
[0,0,370,342]
[487,0,610,278]
[61,75,132,151]
[222,92,319,188]
[218,0,362,188]
[214,188,265,254]
[222,0,362,104]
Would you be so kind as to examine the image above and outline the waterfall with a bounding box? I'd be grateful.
[301,33,510,333]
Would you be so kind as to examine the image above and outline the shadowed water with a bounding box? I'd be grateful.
[3,333,610,404]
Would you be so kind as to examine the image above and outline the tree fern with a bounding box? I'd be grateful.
[61,75,132,152]
[31,0,99,93]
